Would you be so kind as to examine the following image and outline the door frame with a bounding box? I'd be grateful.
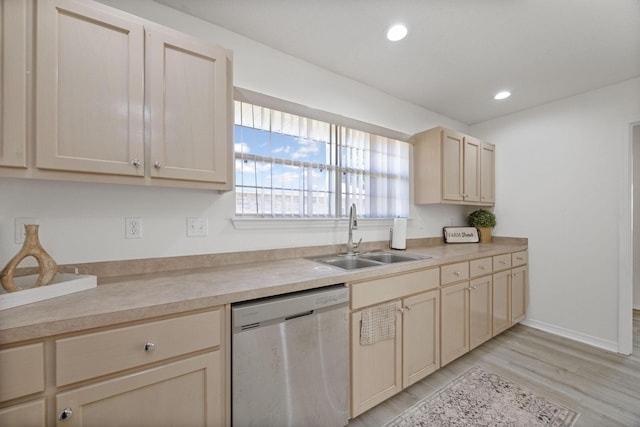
[618,118,640,355]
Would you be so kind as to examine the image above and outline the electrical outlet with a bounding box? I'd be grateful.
[125,217,142,239]
[187,217,208,237]
[15,218,38,244]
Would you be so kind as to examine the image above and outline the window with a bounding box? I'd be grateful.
[234,101,409,219]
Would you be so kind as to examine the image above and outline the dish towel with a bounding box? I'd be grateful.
[360,300,397,345]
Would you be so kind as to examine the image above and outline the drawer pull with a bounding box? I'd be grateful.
[499,261,507,264]
[58,408,73,421]
[454,271,461,276]
[516,257,524,260]
[479,266,486,270]
[144,342,156,352]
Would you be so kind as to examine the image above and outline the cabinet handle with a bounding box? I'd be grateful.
[499,261,506,264]
[153,161,161,169]
[405,305,412,311]
[398,307,405,313]
[454,271,461,276]
[131,158,141,167]
[467,285,477,291]
[144,342,156,352]
[479,266,486,270]
[58,408,73,421]
[516,257,524,261]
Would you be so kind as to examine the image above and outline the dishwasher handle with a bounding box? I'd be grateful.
[285,310,313,321]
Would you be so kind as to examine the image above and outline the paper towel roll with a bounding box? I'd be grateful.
[391,218,407,250]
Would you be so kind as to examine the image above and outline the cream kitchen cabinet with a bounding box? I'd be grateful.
[53,309,226,426]
[2,0,233,190]
[350,268,440,417]
[36,0,145,177]
[0,342,46,427]
[440,259,492,366]
[412,126,495,206]
[0,0,29,168]
[492,251,528,336]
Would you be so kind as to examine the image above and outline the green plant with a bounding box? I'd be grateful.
[468,209,496,228]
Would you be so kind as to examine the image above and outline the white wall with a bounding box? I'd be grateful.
[470,77,640,350]
[1,0,469,266]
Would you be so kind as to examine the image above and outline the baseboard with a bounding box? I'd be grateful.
[521,319,619,353]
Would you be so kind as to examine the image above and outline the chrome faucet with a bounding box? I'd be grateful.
[346,203,362,254]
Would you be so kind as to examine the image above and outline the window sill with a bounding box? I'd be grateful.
[231,217,396,230]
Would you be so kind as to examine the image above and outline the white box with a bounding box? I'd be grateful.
[0,273,97,311]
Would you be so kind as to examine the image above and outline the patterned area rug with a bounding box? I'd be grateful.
[385,366,579,427]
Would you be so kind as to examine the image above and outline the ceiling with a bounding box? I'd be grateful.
[154,0,640,125]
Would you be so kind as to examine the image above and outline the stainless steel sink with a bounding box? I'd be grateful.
[359,252,425,263]
[309,251,430,270]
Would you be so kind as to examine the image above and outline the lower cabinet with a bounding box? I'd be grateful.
[402,290,440,388]
[0,308,228,426]
[0,342,46,427]
[350,268,440,418]
[440,275,492,367]
[511,266,527,323]
[55,352,221,427]
[492,262,528,336]
[0,399,45,427]
[350,300,403,418]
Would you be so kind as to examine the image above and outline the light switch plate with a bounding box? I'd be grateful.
[187,217,208,237]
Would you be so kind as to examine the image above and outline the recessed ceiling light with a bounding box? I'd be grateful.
[494,91,511,100]
[387,24,408,41]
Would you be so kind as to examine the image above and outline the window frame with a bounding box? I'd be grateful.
[233,88,412,222]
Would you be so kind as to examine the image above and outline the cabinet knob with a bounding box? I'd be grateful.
[479,266,486,270]
[153,161,161,169]
[58,408,73,421]
[405,305,412,311]
[398,307,405,313]
[131,158,141,167]
[144,342,156,352]
[454,271,461,276]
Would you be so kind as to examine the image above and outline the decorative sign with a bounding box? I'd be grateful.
[443,227,479,243]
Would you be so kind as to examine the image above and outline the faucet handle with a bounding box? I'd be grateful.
[354,238,362,249]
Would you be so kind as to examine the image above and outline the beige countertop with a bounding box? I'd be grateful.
[0,239,527,346]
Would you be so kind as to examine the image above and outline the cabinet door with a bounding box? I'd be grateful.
[480,142,495,204]
[511,266,527,323]
[441,129,464,201]
[402,290,439,388]
[440,281,469,366]
[0,0,28,168]
[35,0,144,176]
[0,399,45,427]
[55,352,222,427]
[469,275,492,349]
[463,136,481,202]
[492,270,511,336]
[351,302,402,417]
[147,25,230,184]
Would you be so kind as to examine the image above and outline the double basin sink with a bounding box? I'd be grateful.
[309,251,431,270]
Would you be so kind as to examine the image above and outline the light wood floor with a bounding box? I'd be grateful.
[349,310,640,427]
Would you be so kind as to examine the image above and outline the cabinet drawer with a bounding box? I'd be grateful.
[493,254,512,271]
[469,257,492,277]
[0,343,45,402]
[512,250,528,266]
[440,262,469,285]
[351,268,439,310]
[56,310,220,386]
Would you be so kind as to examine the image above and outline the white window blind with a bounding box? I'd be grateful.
[235,100,409,218]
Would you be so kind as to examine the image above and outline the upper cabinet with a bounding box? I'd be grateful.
[36,0,145,177]
[146,24,230,184]
[412,127,495,206]
[1,0,233,190]
[0,0,29,168]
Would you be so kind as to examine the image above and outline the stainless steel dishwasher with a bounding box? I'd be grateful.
[232,285,350,427]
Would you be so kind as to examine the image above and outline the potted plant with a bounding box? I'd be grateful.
[468,209,496,243]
